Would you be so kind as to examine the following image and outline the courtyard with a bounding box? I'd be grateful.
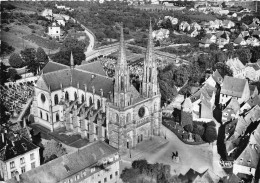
[121,125,227,178]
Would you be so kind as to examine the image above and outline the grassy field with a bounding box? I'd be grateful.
[23,34,61,50]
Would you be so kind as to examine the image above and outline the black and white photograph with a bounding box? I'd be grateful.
[0,0,260,182]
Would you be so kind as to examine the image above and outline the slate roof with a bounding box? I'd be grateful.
[7,141,118,183]
[221,76,247,98]
[234,37,245,44]
[0,132,38,161]
[193,169,220,183]
[76,61,107,77]
[235,144,260,170]
[39,65,114,98]
[244,105,260,124]
[40,61,69,74]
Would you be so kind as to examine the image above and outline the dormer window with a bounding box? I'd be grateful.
[21,143,27,151]
[11,147,17,155]
[240,158,243,162]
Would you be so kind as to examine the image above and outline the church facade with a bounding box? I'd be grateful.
[31,23,162,153]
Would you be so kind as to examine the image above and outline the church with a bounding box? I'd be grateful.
[31,22,162,153]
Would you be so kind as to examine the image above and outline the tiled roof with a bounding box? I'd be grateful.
[193,169,220,183]
[0,132,38,161]
[233,37,245,44]
[234,116,249,137]
[226,58,245,72]
[223,97,240,114]
[244,105,260,124]
[40,61,69,74]
[250,124,260,146]
[8,141,118,183]
[221,76,247,98]
[76,61,107,77]
[235,144,260,170]
[247,95,260,108]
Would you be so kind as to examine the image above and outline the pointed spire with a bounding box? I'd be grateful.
[118,23,127,69]
[70,51,74,68]
[145,18,154,65]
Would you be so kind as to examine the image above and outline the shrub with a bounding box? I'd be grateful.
[28,24,35,29]
[194,134,202,142]
[193,124,205,136]
[206,121,216,127]
[184,124,193,132]
[9,53,24,68]
[203,126,217,143]
[182,133,189,140]
[8,68,21,81]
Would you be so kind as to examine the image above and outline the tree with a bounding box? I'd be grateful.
[158,79,178,104]
[36,47,48,65]
[43,139,67,163]
[9,53,24,68]
[192,124,205,136]
[209,43,218,51]
[51,48,85,66]
[250,46,260,63]
[173,65,189,87]
[0,98,10,127]
[20,48,36,64]
[120,168,140,183]
[0,62,9,85]
[181,111,193,127]
[184,124,193,132]
[236,48,252,65]
[8,68,21,81]
[204,125,217,143]
[0,41,15,56]
[214,62,233,78]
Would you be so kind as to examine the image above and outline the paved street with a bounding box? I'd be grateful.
[121,125,227,177]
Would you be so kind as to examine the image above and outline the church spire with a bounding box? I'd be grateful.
[117,23,127,70]
[145,18,153,65]
[70,51,74,68]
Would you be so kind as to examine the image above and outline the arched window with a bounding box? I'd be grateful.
[40,111,43,118]
[74,92,77,100]
[126,113,131,124]
[41,93,46,103]
[89,97,93,105]
[97,99,101,108]
[46,113,49,122]
[154,102,157,112]
[116,114,119,123]
[65,91,69,101]
[82,95,85,103]
[54,94,59,105]
[56,113,59,122]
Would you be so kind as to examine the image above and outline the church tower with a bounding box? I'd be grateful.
[142,20,159,98]
[113,24,132,108]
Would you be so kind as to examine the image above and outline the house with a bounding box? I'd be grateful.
[246,60,260,81]
[152,28,169,40]
[48,22,61,39]
[205,33,217,43]
[187,28,199,37]
[164,16,178,25]
[199,86,216,120]
[248,22,260,30]
[222,97,240,124]
[212,69,223,85]
[238,31,250,38]
[55,4,66,9]
[246,36,260,47]
[179,21,190,32]
[226,57,245,78]
[7,141,120,183]
[219,76,250,106]
[222,20,235,29]
[216,31,230,48]
[249,85,259,98]
[209,20,220,30]
[252,30,260,38]
[41,9,52,17]
[54,16,66,26]
[0,131,40,181]
[233,143,260,177]
[233,36,247,46]
[199,38,212,48]
[190,22,201,31]
[240,94,260,114]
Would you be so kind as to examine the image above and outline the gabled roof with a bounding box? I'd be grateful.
[226,58,245,72]
[212,69,223,84]
[244,105,260,124]
[0,132,38,161]
[233,36,246,44]
[193,169,220,183]
[249,123,260,146]
[76,61,107,77]
[220,76,247,98]
[40,61,69,74]
[247,94,260,108]
[223,97,240,114]
[235,143,260,170]
[234,116,248,137]
[8,141,118,183]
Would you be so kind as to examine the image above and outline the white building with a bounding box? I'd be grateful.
[41,9,53,17]
[0,132,40,181]
[7,141,120,183]
[48,22,61,39]
[219,76,250,106]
